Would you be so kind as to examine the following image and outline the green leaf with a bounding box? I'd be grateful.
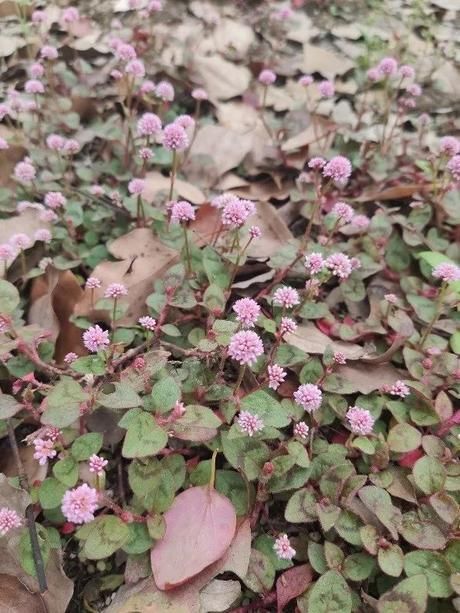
[243,549,276,593]
[128,457,177,512]
[122,523,153,555]
[358,486,401,540]
[341,276,366,302]
[399,511,447,550]
[377,575,428,613]
[42,378,89,428]
[151,376,181,414]
[221,431,270,481]
[450,330,460,354]
[83,516,130,560]
[334,511,363,546]
[240,390,290,428]
[19,524,50,577]
[325,541,345,569]
[385,231,411,272]
[307,570,352,613]
[172,405,221,442]
[342,553,375,582]
[202,246,231,288]
[0,392,22,419]
[404,551,452,598]
[378,544,404,577]
[285,488,317,523]
[38,478,67,510]
[387,423,421,453]
[0,280,20,314]
[97,383,142,410]
[53,456,78,487]
[71,433,103,461]
[71,355,106,375]
[122,411,168,458]
[430,491,459,523]
[412,456,446,494]
[202,283,226,312]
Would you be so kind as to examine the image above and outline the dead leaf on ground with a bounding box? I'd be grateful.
[335,362,402,394]
[281,116,334,154]
[190,54,251,101]
[355,184,428,202]
[199,578,241,612]
[285,322,366,360]
[28,267,85,363]
[151,485,237,590]
[0,444,47,485]
[143,171,206,205]
[302,43,354,78]
[0,209,50,274]
[246,201,293,259]
[74,228,178,326]
[276,564,313,613]
[212,18,255,59]
[0,126,26,190]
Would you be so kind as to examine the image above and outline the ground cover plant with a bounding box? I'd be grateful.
[0,0,459,611]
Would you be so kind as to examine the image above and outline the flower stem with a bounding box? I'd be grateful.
[111,298,118,341]
[183,226,192,276]
[168,150,178,201]
[234,364,246,396]
[419,283,447,349]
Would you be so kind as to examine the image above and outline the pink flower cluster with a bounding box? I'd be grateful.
[273,286,300,309]
[104,283,128,299]
[293,421,309,439]
[228,330,264,365]
[346,406,375,435]
[83,325,110,353]
[387,380,410,398]
[280,317,297,335]
[221,198,255,228]
[267,364,286,390]
[137,112,162,136]
[61,484,99,524]
[233,298,260,328]
[432,262,460,283]
[305,252,324,275]
[273,533,296,560]
[325,253,355,280]
[258,69,276,85]
[139,315,157,331]
[293,383,322,412]
[33,437,57,465]
[322,155,352,183]
[447,156,460,181]
[332,201,354,223]
[0,507,22,535]
[89,454,108,476]
[162,123,189,151]
[170,200,195,223]
[236,411,264,436]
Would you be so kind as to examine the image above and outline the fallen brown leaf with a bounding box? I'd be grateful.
[285,322,365,360]
[246,202,293,259]
[190,54,251,101]
[355,184,428,202]
[335,363,402,394]
[0,209,51,275]
[143,171,206,205]
[302,43,354,78]
[276,564,313,613]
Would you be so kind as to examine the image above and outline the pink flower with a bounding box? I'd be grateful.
[115,42,137,61]
[192,87,208,100]
[88,454,108,476]
[249,226,262,239]
[10,233,32,250]
[280,317,297,335]
[40,45,58,60]
[346,406,375,435]
[274,534,295,560]
[46,134,65,151]
[83,325,110,352]
[334,351,346,365]
[139,147,154,160]
[406,83,421,97]
[45,191,66,209]
[170,200,195,223]
[384,293,398,304]
[17,200,42,213]
[25,79,44,94]
[273,286,300,308]
[399,64,415,79]
[332,201,354,223]
[148,0,163,11]
[140,80,156,95]
[447,155,460,181]
[40,209,58,223]
[272,6,294,20]
[308,157,326,170]
[258,69,276,86]
[137,112,162,136]
[325,253,353,280]
[318,80,335,98]
[299,74,313,86]
[31,9,45,22]
[0,243,15,261]
[64,352,78,364]
[174,114,195,130]
[221,198,251,228]
[156,80,175,101]
[61,7,79,23]
[15,159,36,183]
[61,484,98,524]
[432,262,460,283]
[162,123,189,151]
[171,400,186,419]
[426,346,441,357]
[294,383,322,412]
[0,137,8,150]
[322,156,352,183]
[29,62,44,78]
[90,185,105,196]
[33,438,56,465]
[439,136,460,157]
[236,411,264,436]
[388,380,410,398]
[419,113,430,126]
[34,228,52,243]
[233,298,260,328]
[228,330,264,365]
[377,57,398,77]
[211,193,236,209]
[128,178,145,195]
[400,97,416,110]
[268,364,286,390]
[367,67,380,82]
[0,508,22,535]
[85,276,101,289]
[63,138,80,155]
[351,214,370,230]
[125,59,145,79]
[104,283,128,298]
[0,103,10,120]
[294,421,309,439]
[139,315,156,330]
[111,69,123,80]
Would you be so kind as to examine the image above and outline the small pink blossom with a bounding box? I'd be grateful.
[268,364,286,390]
[294,421,309,439]
[90,185,105,196]
[156,80,175,101]
[125,59,145,79]
[406,83,421,97]
[128,178,145,195]
[346,406,375,435]
[25,79,44,94]
[426,346,441,357]
[64,352,78,364]
[137,112,162,136]
[140,80,156,95]
[0,138,8,150]
[40,209,58,223]
[14,159,36,183]
[45,191,66,209]
[46,134,65,151]
[0,508,22,535]
[399,64,415,79]
[236,411,264,436]
[258,69,276,85]
[0,103,10,120]
[61,7,80,23]
[447,155,460,181]
[171,400,186,419]
[334,351,346,365]
[332,201,354,223]
[139,147,154,160]
[170,200,195,223]
[384,293,398,304]
[325,253,353,280]
[322,156,352,183]
[432,262,460,283]
[111,69,123,80]
[174,114,195,130]
[0,243,15,261]
[388,380,410,398]
[139,315,156,331]
[162,123,189,151]
[61,484,99,524]
[115,42,136,61]
[318,80,335,98]
[308,157,326,170]
[249,225,262,239]
[280,317,297,335]
[211,193,236,209]
[299,74,313,86]
[33,438,56,465]
[104,283,128,298]
[192,87,208,100]
[233,298,260,328]
[221,198,251,228]
[31,9,45,22]
[86,276,101,290]
[272,6,294,20]
[89,454,108,476]
[148,0,163,11]
[63,138,80,155]
[10,233,32,250]
[274,534,295,560]
[439,136,460,157]
[377,57,398,77]
[34,228,52,243]
[83,325,110,353]
[40,45,58,60]
[228,330,264,365]
[294,383,322,412]
[367,67,380,82]
[351,214,370,230]
[273,286,300,308]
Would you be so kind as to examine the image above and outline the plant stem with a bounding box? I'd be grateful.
[168,150,178,201]
[182,226,192,276]
[111,298,118,341]
[419,283,447,349]
[234,364,246,396]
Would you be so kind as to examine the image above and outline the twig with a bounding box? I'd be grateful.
[7,420,48,592]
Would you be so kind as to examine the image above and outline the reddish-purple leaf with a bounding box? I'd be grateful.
[276,564,313,613]
[151,485,237,590]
